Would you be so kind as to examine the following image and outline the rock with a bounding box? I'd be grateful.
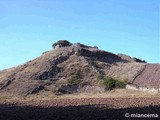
[0,78,15,90]
[57,85,79,93]
[52,40,72,49]
[39,72,48,80]
[78,85,105,93]
[118,54,146,63]
[30,85,44,94]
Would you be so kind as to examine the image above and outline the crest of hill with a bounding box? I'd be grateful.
[0,40,146,96]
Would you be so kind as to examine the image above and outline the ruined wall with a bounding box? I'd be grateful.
[126,84,159,94]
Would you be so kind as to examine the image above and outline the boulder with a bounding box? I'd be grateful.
[52,40,72,49]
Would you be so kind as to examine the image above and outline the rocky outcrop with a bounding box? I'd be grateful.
[32,56,69,80]
[118,54,146,63]
[52,40,72,49]
[57,85,79,94]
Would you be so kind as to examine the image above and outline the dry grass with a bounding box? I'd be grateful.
[107,63,146,83]
[23,89,160,101]
[0,93,13,101]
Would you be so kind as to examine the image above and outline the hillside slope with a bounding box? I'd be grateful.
[0,40,146,96]
[133,64,160,88]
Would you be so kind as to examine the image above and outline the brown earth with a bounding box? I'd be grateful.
[0,98,160,120]
[133,64,160,88]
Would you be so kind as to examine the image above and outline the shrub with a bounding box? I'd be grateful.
[103,76,126,90]
[103,77,115,90]
[115,80,126,88]
[68,78,80,85]
[0,96,10,100]
[68,70,83,85]
[77,70,84,79]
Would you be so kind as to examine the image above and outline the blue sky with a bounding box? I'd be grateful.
[0,0,159,70]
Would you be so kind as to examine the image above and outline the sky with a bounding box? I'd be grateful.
[0,0,159,70]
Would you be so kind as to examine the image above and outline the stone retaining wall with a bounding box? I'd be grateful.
[126,84,159,94]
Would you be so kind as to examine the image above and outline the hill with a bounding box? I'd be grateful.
[0,40,147,96]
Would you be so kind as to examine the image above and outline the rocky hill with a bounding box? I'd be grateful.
[0,40,147,96]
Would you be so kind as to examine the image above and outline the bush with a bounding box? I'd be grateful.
[115,80,126,88]
[68,70,82,85]
[68,78,80,85]
[0,96,10,101]
[103,76,126,90]
[103,77,115,90]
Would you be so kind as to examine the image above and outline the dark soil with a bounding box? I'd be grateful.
[0,98,160,120]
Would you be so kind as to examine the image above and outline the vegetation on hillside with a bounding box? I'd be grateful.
[103,76,126,90]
